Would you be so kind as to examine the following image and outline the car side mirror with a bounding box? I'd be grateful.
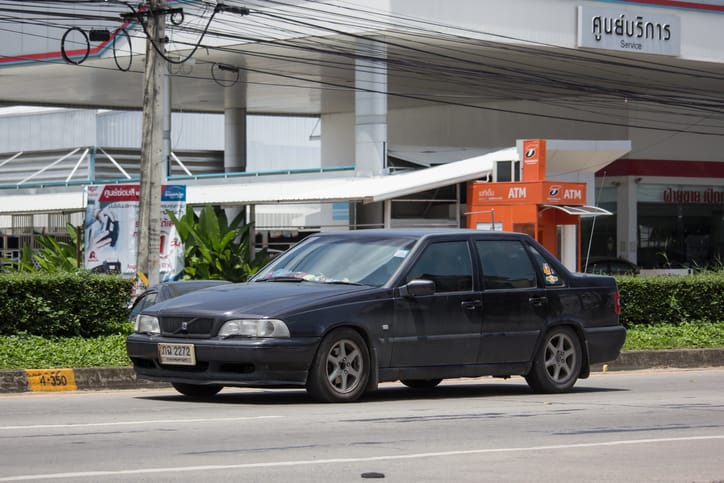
[399,279,435,298]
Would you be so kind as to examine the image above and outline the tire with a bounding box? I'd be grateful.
[307,328,370,403]
[401,379,442,389]
[172,382,223,398]
[525,327,582,393]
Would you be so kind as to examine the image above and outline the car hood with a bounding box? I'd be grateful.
[144,281,375,318]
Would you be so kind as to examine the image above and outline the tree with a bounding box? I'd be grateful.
[167,205,269,282]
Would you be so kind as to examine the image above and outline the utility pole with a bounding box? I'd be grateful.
[136,0,165,290]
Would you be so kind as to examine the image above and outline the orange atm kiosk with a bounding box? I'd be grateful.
[466,139,609,271]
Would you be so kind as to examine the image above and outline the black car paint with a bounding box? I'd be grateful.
[127,229,625,395]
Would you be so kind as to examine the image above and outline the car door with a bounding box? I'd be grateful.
[475,239,548,364]
[390,239,482,367]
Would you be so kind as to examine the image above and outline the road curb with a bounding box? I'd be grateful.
[591,348,724,372]
[2,349,723,394]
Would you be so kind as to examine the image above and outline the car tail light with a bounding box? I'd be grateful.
[614,290,621,316]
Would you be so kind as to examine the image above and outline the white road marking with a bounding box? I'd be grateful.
[1,434,723,481]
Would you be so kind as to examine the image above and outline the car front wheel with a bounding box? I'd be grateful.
[307,328,370,403]
[525,327,582,393]
[172,382,223,398]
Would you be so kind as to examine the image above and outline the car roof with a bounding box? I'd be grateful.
[309,228,527,239]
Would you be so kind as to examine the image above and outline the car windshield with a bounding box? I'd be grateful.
[252,235,417,287]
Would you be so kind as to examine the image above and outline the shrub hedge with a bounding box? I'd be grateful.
[616,272,723,326]
[0,273,134,337]
[0,272,721,338]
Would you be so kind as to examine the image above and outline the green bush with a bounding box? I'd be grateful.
[0,273,134,337]
[617,272,724,326]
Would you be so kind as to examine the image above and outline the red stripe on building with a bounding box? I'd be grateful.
[597,159,724,178]
[620,0,724,11]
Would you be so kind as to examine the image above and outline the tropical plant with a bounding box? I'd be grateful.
[167,205,269,282]
[1,224,82,273]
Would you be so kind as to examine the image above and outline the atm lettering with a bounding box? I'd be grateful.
[563,189,582,200]
[508,187,527,199]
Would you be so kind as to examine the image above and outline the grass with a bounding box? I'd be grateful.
[623,321,724,351]
[0,331,132,370]
[1,322,723,370]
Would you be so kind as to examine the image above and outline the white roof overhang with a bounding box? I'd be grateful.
[0,190,86,215]
[0,147,514,214]
[186,147,516,205]
[0,141,630,214]
[518,139,632,175]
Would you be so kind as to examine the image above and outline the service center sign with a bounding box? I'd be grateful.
[577,4,681,56]
[84,184,186,281]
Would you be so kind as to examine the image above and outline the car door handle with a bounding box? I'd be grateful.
[528,296,548,307]
[461,300,482,310]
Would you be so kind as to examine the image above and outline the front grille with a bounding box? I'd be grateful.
[160,317,215,337]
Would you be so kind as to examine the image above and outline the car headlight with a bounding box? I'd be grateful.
[134,315,160,335]
[218,319,290,338]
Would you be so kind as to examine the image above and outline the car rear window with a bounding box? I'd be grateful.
[476,240,537,289]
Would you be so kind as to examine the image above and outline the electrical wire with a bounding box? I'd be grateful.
[1,0,723,137]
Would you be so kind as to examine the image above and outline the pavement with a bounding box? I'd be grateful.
[1,348,723,394]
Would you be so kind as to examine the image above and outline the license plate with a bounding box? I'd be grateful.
[158,343,196,366]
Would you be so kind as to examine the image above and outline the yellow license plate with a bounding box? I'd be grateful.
[158,343,196,366]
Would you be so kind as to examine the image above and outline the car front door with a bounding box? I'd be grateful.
[475,239,549,364]
[390,239,482,367]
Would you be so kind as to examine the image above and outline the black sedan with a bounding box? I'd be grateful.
[127,229,625,402]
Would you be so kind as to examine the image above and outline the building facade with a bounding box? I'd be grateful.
[0,0,722,270]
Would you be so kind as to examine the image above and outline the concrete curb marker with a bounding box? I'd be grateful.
[0,367,169,394]
[2,349,724,394]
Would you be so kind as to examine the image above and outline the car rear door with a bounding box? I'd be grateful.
[474,239,548,364]
[390,239,482,367]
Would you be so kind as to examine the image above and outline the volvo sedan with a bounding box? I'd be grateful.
[127,229,625,402]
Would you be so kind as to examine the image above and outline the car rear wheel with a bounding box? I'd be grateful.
[525,327,582,393]
[171,382,223,398]
[307,328,370,403]
[401,379,442,389]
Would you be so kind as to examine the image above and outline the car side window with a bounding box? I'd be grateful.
[404,241,473,292]
[475,240,537,289]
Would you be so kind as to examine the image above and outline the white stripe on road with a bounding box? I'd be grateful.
[1,434,723,481]
[0,416,282,431]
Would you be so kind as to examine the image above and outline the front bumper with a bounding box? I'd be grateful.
[126,333,320,388]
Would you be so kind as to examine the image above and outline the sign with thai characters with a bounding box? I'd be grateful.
[84,184,186,281]
[577,4,681,56]
[473,181,587,204]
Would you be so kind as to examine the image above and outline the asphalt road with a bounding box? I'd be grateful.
[1,369,723,482]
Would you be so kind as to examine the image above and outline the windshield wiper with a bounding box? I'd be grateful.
[321,280,365,286]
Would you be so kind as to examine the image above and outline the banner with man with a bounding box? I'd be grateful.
[84,184,185,281]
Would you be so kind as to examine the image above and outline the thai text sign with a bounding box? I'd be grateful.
[577,4,681,56]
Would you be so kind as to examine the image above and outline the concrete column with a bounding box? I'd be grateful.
[355,39,387,177]
[223,82,247,224]
[616,177,638,264]
[560,224,577,272]
[224,82,247,173]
